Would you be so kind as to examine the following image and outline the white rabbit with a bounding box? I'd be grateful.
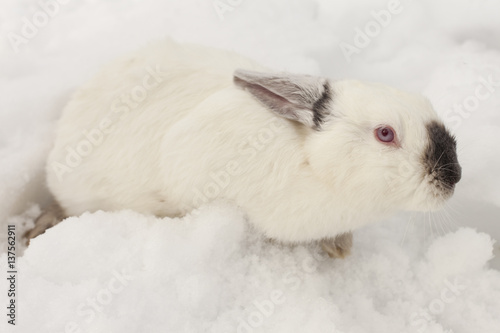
[29,39,461,256]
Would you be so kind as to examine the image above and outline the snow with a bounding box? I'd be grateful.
[1,205,499,332]
[1,0,499,332]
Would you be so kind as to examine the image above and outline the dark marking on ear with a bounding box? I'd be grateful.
[312,82,332,129]
[423,121,461,192]
[233,69,333,130]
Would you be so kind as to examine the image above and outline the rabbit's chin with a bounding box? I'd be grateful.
[408,187,455,213]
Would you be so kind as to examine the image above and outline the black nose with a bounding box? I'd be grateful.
[454,164,462,184]
[441,162,461,187]
[424,121,461,189]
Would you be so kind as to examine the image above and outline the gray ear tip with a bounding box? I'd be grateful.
[233,69,266,87]
[233,69,245,83]
[233,68,254,79]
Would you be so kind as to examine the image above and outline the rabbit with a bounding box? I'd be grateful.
[27,39,461,257]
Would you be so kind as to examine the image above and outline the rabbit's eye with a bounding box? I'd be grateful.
[375,126,395,143]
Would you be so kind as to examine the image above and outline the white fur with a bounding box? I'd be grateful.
[47,39,447,243]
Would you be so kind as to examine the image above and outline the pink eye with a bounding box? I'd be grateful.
[376,126,395,143]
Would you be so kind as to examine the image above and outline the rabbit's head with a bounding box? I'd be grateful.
[234,70,461,215]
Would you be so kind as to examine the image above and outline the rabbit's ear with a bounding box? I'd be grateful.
[233,69,332,129]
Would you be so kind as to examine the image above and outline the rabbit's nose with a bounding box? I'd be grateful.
[424,120,461,190]
[453,164,461,184]
[442,163,461,187]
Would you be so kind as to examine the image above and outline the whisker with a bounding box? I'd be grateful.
[432,150,446,172]
[427,211,434,241]
[424,211,428,236]
[436,210,448,236]
[436,166,460,173]
[400,213,415,246]
[442,210,457,232]
[437,210,451,233]
[443,201,462,229]
[437,162,461,167]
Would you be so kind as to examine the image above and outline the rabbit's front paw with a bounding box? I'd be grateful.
[320,232,353,259]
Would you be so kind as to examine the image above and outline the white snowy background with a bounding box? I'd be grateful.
[1,0,500,332]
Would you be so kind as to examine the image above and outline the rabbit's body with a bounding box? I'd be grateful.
[45,40,461,243]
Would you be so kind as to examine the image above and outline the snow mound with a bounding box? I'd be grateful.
[1,203,499,333]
